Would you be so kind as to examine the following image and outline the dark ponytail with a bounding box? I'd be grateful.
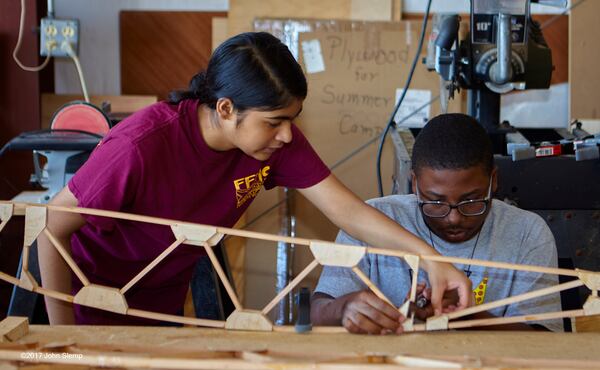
[169,71,214,105]
[169,32,307,112]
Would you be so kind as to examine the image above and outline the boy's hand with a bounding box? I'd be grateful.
[411,285,462,320]
[341,290,406,335]
[422,260,473,315]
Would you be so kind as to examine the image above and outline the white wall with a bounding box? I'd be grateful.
[54,0,228,95]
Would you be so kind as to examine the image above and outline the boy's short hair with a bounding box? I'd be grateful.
[411,113,494,175]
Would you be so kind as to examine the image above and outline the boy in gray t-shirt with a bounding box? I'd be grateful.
[312,114,562,334]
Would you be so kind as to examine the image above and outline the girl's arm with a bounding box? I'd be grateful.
[38,186,86,324]
[299,174,473,315]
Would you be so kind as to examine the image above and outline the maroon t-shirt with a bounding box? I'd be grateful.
[68,99,330,324]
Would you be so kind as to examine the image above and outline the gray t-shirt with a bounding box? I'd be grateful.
[315,194,563,331]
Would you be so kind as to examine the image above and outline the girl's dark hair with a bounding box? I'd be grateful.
[169,32,307,111]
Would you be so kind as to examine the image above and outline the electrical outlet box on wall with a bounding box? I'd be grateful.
[40,18,79,57]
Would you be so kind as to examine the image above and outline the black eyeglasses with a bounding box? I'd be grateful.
[415,177,492,218]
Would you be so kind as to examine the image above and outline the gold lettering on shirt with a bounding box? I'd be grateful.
[233,166,270,208]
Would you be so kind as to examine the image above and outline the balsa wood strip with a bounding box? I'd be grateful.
[448,309,585,330]
[204,244,243,311]
[33,203,313,246]
[33,286,74,303]
[368,247,580,277]
[121,237,186,294]
[43,229,90,287]
[262,259,319,315]
[446,279,584,320]
[127,308,225,328]
[0,271,20,286]
[352,266,396,309]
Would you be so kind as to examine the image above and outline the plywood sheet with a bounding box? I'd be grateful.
[120,11,226,100]
[228,0,392,37]
[569,0,600,119]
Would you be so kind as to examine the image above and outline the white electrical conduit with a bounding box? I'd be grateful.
[62,41,90,103]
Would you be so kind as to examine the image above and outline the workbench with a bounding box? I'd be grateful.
[1,325,600,369]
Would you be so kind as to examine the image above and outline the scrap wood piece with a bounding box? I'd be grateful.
[0,317,28,343]
[225,310,273,332]
[310,241,365,267]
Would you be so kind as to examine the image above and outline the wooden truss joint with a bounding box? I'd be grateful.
[577,269,600,292]
[426,315,449,331]
[309,241,366,267]
[171,223,223,247]
[74,284,128,314]
[0,203,14,233]
[24,206,47,246]
[583,295,600,316]
[225,309,273,332]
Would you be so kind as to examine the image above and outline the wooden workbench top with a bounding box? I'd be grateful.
[1,325,600,369]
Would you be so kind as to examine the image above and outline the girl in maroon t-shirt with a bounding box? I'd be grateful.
[38,32,471,330]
